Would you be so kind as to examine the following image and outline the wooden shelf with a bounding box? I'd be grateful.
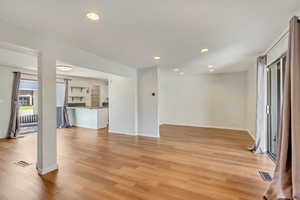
[70,86,89,88]
[69,95,86,98]
[68,84,100,107]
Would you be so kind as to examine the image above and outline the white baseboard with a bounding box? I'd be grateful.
[137,132,160,138]
[246,129,255,141]
[109,124,252,139]
[108,129,161,138]
[161,122,248,132]
[37,163,58,175]
[108,129,137,136]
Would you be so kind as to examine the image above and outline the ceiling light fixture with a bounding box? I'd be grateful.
[201,48,209,53]
[86,12,100,21]
[173,68,180,72]
[179,72,184,75]
[209,68,215,72]
[56,65,73,71]
[208,65,214,69]
[154,56,161,60]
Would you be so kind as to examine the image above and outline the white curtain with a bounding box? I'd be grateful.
[251,56,268,153]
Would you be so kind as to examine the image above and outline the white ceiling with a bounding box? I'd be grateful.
[55,63,111,81]
[0,0,299,74]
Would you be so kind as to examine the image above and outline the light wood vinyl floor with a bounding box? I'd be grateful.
[0,125,274,200]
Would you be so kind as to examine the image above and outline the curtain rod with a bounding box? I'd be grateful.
[264,16,300,56]
[264,30,289,55]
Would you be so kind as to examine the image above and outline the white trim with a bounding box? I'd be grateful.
[108,129,160,138]
[264,13,300,56]
[245,129,255,141]
[264,27,289,56]
[0,41,38,56]
[137,132,160,138]
[36,163,58,175]
[108,129,137,136]
[161,122,248,132]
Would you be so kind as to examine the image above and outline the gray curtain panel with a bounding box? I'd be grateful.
[250,56,268,153]
[57,79,70,128]
[56,106,64,128]
[7,72,21,138]
[264,16,300,200]
[62,79,70,128]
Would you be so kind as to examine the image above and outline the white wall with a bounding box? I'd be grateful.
[246,64,257,138]
[101,83,109,104]
[0,67,14,138]
[108,75,137,135]
[137,67,159,137]
[159,70,247,130]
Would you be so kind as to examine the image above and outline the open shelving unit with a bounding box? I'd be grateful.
[67,85,100,107]
[68,86,89,104]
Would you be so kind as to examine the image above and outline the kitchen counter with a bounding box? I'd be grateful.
[67,106,108,109]
[67,107,108,129]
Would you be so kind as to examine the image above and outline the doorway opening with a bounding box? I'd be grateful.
[18,79,71,134]
[18,79,38,134]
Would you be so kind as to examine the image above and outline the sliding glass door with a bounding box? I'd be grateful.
[18,79,38,134]
[267,56,286,160]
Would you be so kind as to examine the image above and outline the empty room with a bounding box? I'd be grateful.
[0,1,300,200]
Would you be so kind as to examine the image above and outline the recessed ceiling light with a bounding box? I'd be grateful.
[56,65,73,71]
[201,48,209,53]
[154,56,161,60]
[179,72,184,75]
[209,68,215,72]
[86,12,100,21]
[208,65,214,69]
[173,68,180,72]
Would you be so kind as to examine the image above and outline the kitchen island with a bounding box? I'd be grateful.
[67,107,108,129]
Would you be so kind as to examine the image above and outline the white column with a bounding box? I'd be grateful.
[37,51,58,174]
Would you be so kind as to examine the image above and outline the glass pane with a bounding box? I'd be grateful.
[18,80,38,134]
[270,62,281,157]
[267,57,285,161]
